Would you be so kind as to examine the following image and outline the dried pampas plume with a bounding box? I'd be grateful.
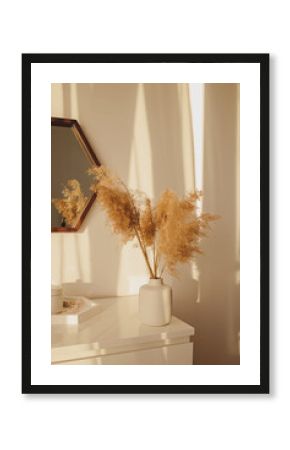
[52,179,88,226]
[89,165,219,278]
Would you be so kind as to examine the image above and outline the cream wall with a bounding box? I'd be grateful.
[51,83,239,364]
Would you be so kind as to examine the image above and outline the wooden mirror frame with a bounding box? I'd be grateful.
[51,117,100,232]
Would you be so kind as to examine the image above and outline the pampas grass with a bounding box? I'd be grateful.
[52,179,88,226]
[52,166,218,276]
[89,166,218,278]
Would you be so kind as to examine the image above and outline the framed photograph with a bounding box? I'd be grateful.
[22,53,269,394]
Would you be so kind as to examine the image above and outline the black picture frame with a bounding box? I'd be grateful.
[22,53,269,394]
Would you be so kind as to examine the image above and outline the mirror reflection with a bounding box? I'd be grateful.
[51,118,100,231]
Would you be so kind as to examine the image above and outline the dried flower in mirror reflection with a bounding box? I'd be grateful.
[52,179,88,227]
[89,165,219,278]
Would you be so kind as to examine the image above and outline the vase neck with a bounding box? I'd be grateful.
[148,278,163,286]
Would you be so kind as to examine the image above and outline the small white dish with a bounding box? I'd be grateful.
[51,297,100,325]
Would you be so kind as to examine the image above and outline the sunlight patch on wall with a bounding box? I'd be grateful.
[51,233,63,285]
[51,83,79,119]
[76,229,91,283]
[116,243,149,296]
[127,83,154,198]
[189,84,204,192]
[178,84,195,193]
[191,260,200,281]
[62,235,81,282]
[128,275,148,294]
[117,83,155,294]
[51,228,92,286]
[51,84,64,116]
[191,260,201,303]
[69,83,79,118]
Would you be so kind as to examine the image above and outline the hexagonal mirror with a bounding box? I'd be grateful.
[51,117,100,232]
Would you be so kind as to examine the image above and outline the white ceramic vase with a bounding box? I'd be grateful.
[139,278,172,326]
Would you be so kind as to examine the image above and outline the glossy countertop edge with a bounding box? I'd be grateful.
[51,336,193,363]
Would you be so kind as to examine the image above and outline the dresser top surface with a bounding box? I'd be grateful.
[52,295,195,352]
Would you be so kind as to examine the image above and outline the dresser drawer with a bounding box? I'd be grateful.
[58,342,193,365]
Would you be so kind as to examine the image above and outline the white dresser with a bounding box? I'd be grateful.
[52,295,195,365]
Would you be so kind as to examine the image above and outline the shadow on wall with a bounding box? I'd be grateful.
[160,84,240,365]
[195,84,240,364]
